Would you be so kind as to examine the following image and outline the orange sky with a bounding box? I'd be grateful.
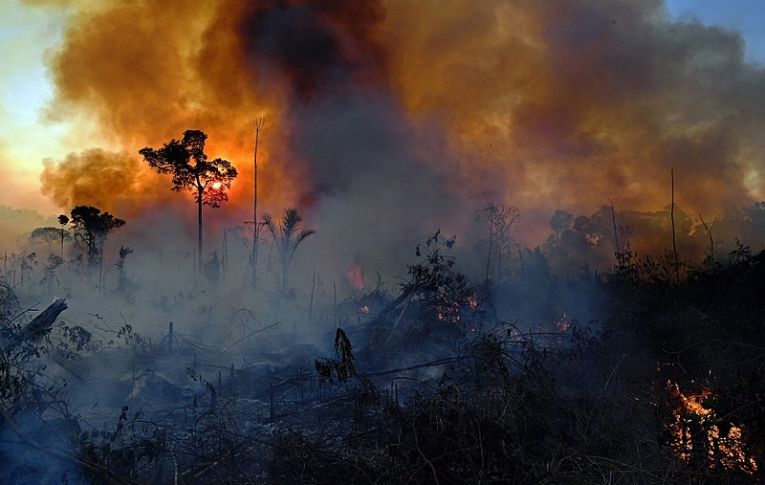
[1,0,764,247]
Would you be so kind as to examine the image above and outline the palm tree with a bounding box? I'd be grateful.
[57,214,69,259]
[262,208,315,292]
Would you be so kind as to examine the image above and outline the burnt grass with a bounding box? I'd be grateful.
[2,244,765,484]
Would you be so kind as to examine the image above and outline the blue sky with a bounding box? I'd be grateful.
[666,0,765,63]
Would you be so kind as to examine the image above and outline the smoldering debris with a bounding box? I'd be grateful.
[3,221,765,483]
[2,0,765,482]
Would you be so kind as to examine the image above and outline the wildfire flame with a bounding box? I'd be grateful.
[555,312,570,332]
[667,380,757,474]
[346,264,365,290]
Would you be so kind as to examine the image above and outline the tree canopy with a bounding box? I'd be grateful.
[263,208,315,290]
[139,130,238,208]
[69,205,126,266]
[140,130,237,272]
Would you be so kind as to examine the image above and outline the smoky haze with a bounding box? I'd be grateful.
[4,4,765,481]
[19,0,765,283]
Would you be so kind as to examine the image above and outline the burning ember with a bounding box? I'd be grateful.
[346,264,365,290]
[555,312,570,332]
[436,311,459,323]
[667,380,757,475]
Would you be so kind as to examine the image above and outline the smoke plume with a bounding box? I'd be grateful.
[35,0,765,262]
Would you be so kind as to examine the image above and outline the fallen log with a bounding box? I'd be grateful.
[11,298,68,346]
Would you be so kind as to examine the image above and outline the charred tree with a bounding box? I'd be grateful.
[57,214,69,259]
[477,203,520,285]
[251,117,266,289]
[140,130,238,272]
[671,168,680,284]
[69,206,125,289]
[699,213,717,261]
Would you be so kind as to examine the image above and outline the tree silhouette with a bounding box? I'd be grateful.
[139,130,238,271]
[30,227,70,254]
[57,214,69,259]
[115,245,135,295]
[477,203,520,285]
[251,117,267,289]
[69,206,125,288]
[550,209,573,243]
[262,208,315,292]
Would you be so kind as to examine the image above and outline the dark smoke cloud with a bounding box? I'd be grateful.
[238,0,386,98]
[386,0,765,222]
[289,89,481,281]
[36,0,765,263]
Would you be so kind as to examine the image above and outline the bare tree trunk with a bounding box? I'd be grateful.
[252,117,265,289]
[309,268,316,324]
[333,281,337,329]
[222,229,228,284]
[280,239,290,292]
[14,298,68,345]
[671,168,680,283]
[610,200,620,255]
[197,196,203,273]
[99,240,104,292]
[252,130,259,288]
[485,225,493,286]
[281,257,288,292]
[497,240,503,285]
[699,213,715,260]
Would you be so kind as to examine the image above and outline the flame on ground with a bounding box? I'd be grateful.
[667,380,757,475]
[346,264,364,290]
[555,311,570,332]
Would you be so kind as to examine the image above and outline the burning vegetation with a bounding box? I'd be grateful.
[667,381,758,475]
[3,218,765,483]
[2,0,765,483]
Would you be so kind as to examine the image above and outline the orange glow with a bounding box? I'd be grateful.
[667,380,757,474]
[555,312,570,332]
[29,0,765,252]
[346,264,365,290]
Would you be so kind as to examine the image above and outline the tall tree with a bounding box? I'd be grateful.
[477,203,520,285]
[251,117,266,288]
[69,206,125,289]
[140,130,238,271]
[57,214,69,259]
[262,208,315,292]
